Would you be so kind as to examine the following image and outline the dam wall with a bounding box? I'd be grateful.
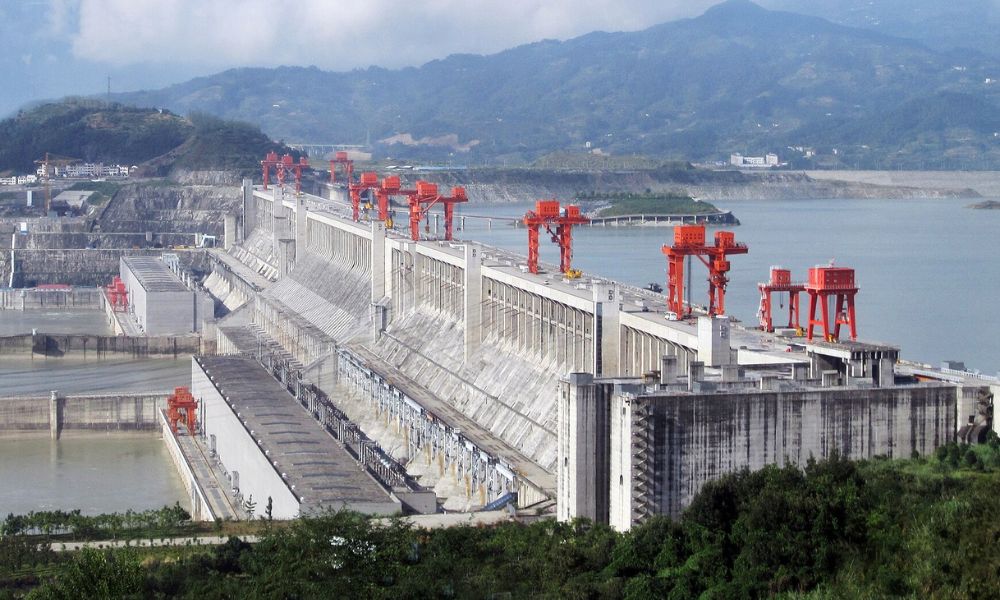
[0,287,103,310]
[213,185,959,512]
[0,391,168,437]
[235,187,706,475]
[0,333,201,357]
[608,383,956,525]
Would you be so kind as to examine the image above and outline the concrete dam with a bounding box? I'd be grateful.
[176,180,984,528]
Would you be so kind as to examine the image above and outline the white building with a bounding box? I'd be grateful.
[730,152,780,168]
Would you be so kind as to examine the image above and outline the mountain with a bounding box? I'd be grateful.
[112,0,1000,168]
[760,0,1000,59]
[0,101,298,176]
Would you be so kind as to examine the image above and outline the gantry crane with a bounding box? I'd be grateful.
[261,151,279,190]
[805,264,859,342]
[105,275,129,312]
[261,152,309,193]
[375,175,402,222]
[404,181,468,241]
[329,151,354,184]
[758,267,805,333]
[166,386,198,435]
[349,172,380,221]
[523,200,590,276]
[33,153,80,214]
[661,224,748,318]
[276,153,310,194]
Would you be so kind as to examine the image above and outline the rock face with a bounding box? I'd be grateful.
[97,182,241,235]
[0,176,234,286]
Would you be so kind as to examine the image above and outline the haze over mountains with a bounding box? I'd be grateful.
[11,0,1000,168]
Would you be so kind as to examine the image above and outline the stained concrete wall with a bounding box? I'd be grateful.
[0,287,102,310]
[0,333,200,357]
[608,383,956,529]
[0,392,167,436]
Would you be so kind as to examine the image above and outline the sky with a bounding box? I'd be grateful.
[0,0,720,118]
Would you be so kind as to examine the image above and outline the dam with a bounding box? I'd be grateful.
[1,176,996,530]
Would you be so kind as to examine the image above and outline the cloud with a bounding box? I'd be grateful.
[69,0,718,70]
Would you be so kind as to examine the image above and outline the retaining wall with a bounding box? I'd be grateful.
[0,392,168,436]
[0,333,201,357]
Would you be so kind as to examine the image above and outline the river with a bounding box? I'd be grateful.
[453,196,1000,372]
[0,435,187,516]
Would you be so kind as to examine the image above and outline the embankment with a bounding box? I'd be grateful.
[392,168,979,203]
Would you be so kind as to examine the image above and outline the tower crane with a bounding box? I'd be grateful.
[522,200,590,276]
[33,153,81,214]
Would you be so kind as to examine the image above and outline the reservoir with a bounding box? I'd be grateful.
[0,356,193,396]
[0,435,187,516]
[0,356,193,516]
[457,196,1000,372]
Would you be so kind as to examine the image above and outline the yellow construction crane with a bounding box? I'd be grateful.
[33,153,81,214]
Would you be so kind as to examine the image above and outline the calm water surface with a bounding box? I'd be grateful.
[0,356,192,396]
[0,436,186,515]
[452,197,1000,372]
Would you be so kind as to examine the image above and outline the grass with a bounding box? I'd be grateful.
[586,194,721,217]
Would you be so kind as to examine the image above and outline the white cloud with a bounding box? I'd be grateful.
[69,0,718,70]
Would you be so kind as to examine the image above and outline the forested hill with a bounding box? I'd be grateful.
[0,101,297,176]
[112,0,1000,168]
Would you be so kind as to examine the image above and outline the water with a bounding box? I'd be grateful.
[0,436,187,516]
[0,309,112,336]
[0,356,193,396]
[452,197,1000,372]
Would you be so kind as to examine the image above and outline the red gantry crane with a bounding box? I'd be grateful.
[329,151,354,184]
[757,266,805,333]
[261,151,279,190]
[276,153,310,194]
[375,175,402,222]
[805,264,859,342]
[404,181,468,241]
[262,152,309,192]
[349,172,380,221]
[105,276,129,312]
[166,386,198,435]
[523,200,590,276]
[661,224,748,318]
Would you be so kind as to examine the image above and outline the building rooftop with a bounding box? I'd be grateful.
[122,256,189,293]
[195,356,398,514]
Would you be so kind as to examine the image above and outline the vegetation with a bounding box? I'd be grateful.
[2,504,192,541]
[0,101,299,178]
[0,100,191,174]
[578,191,721,217]
[5,445,1000,598]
